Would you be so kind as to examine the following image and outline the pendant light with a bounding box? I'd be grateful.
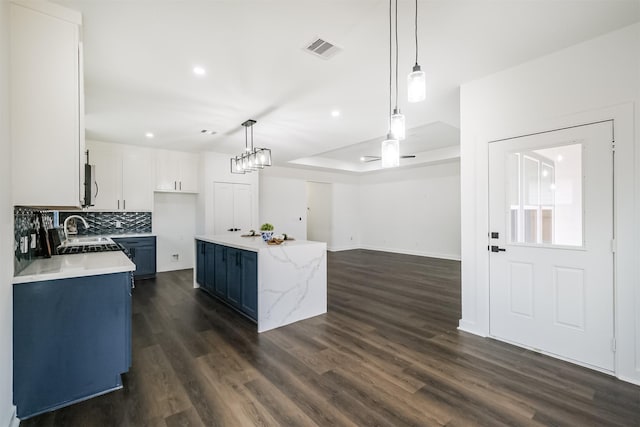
[230,120,271,174]
[389,0,405,140]
[382,0,399,168]
[407,0,426,103]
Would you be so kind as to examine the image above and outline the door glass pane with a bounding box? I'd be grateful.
[523,156,539,206]
[507,143,583,247]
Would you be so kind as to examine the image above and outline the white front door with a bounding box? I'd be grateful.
[489,121,615,371]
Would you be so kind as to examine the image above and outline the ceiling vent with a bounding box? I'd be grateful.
[304,37,341,59]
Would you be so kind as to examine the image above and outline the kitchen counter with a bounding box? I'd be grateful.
[195,234,322,252]
[13,251,135,284]
[195,235,327,332]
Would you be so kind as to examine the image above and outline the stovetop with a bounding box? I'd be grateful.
[56,243,126,255]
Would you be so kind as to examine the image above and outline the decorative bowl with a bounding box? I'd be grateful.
[261,231,274,242]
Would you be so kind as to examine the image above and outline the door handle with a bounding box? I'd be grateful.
[227,228,234,232]
[490,245,506,252]
[123,200,126,210]
[179,181,182,190]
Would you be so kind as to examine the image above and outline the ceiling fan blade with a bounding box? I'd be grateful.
[361,155,415,163]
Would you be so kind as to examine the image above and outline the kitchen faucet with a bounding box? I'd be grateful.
[63,215,89,240]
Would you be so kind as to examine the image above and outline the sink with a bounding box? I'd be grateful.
[61,236,115,247]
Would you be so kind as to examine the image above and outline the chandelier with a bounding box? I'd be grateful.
[230,119,272,174]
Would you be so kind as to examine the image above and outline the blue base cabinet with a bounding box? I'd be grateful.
[13,272,132,419]
[113,236,156,279]
[196,240,258,321]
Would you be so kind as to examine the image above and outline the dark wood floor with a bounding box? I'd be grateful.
[22,250,640,426]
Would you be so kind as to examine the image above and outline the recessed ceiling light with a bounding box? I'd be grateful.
[331,110,340,117]
[360,156,366,162]
[193,66,206,76]
[145,132,154,138]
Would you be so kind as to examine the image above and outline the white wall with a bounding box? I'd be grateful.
[0,2,15,426]
[259,163,460,256]
[153,192,197,272]
[359,160,461,260]
[259,167,362,251]
[460,23,640,384]
[259,176,306,238]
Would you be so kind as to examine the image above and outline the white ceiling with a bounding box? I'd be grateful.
[55,0,640,172]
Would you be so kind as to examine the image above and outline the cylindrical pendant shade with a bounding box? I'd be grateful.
[390,110,405,140]
[408,65,426,103]
[381,136,399,168]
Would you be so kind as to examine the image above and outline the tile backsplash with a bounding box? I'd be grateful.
[58,211,152,236]
[14,209,152,275]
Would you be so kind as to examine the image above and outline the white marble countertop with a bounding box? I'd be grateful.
[195,234,324,252]
[13,251,135,284]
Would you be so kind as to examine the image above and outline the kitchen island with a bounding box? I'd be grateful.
[194,235,327,332]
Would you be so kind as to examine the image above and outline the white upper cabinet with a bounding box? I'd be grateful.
[10,1,84,208]
[86,141,153,211]
[155,150,199,193]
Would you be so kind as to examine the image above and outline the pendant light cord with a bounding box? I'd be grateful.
[394,0,399,110]
[389,0,392,120]
[414,0,418,65]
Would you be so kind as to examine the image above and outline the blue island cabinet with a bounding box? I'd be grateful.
[13,272,132,419]
[195,240,258,321]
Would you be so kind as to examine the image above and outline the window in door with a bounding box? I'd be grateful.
[507,143,583,247]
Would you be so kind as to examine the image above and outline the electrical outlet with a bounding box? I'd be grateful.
[115,220,122,228]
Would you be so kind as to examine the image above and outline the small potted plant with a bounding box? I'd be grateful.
[260,223,274,242]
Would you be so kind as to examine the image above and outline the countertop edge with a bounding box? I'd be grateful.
[13,252,136,284]
[195,235,326,252]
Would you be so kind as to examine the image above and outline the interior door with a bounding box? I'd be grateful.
[214,182,235,234]
[306,181,332,243]
[489,121,614,371]
[214,182,252,234]
[233,184,252,234]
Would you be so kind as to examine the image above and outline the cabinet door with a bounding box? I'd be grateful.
[196,241,206,287]
[133,244,156,278]
[122,146,153,211]
[11,4,82,207]
[155,149,180,191]
[204,243,215,291]
[226,248,242,307]
[86,141,121,210]
[213,245,228,298]
[113,237,156,279]
[240,251,258,320]
[178,152,199,193]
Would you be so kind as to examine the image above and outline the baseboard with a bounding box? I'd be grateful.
[457,319,487,337]
[358,245,461,261]
[327,245,360,252]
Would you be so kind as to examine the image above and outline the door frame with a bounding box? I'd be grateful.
[459,103,637,384]
[487,119,615,373]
